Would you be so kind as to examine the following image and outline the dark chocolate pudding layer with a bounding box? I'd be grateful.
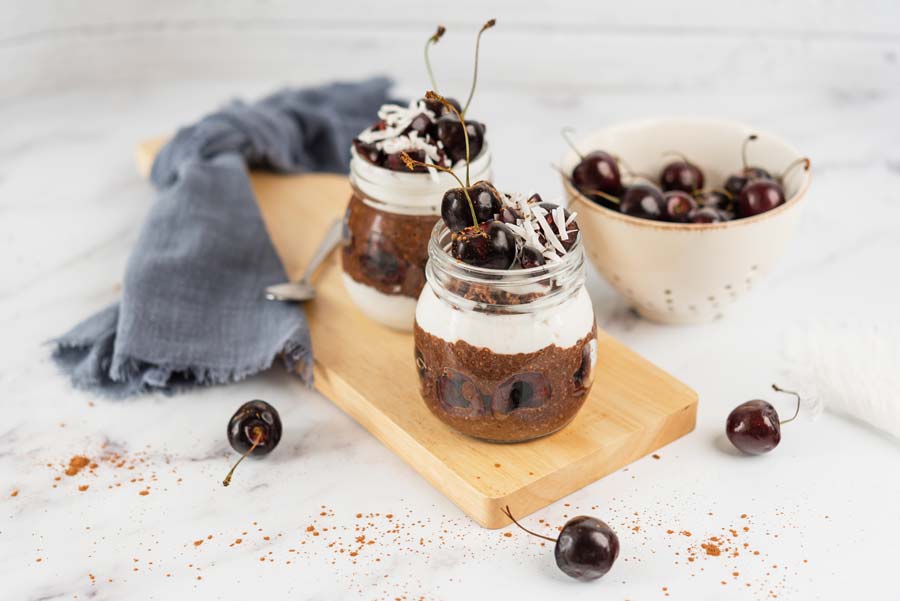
[341,193,439,299]
[414,323,598,442]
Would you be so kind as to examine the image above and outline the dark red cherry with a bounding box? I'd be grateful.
[724,167,773,197]
[223,400,282,487]
[726,400,781,454]
[572,151,622,196]
[737,179,785,218]
[385,149,427,173]
[436,116,485,163]
[536,202,579,250]
[689,207,728,223]
[555,516,620,581]
[726,385,801,455]
[423,96,461,117]
[573,339,596,394]
[352,139,382,166]
[359,234,404,285]
[519,245,546,268]
[441,184,497,233]
[499,206,520,224]
[620,184,666,221]
[437,369,484,417]
[695,188,734,211]
[492,372,551,414]
[452,222,516,269]
[405,113,435,139]
[664,191,697,222]
[660,160,704,193]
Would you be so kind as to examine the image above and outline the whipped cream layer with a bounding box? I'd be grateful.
[415,283,596,354]
[342,273,418,331]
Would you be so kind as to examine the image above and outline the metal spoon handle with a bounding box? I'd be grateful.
[300,219,342,283]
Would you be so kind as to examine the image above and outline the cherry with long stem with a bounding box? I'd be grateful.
[222,429,263,487]
[772,384,802,424]
[462,19,496,117]
[427,90,471,187]
[501,505,557,543]
[552,164,621,205]
[400,151,478,228]
[424,25,446,94]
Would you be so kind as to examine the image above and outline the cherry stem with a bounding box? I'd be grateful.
[462,19,496,117]
[424,25,446,94]
[612,154,654,182]
[222,430,262,487]
[561,127,584,160]
[694,187,734,200]
[772,384,802,425]
[778,157,811,181]
[501,505,557,543]
[400,151,478,226]
[584,189,621,204]
[427,90,471,187]
[742,134,758,171]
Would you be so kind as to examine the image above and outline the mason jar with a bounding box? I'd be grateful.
[341,145,493,330]
[413,222,598,442]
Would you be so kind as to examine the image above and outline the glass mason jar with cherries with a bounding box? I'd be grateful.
[341,145,492,331]
[413,222,598,443]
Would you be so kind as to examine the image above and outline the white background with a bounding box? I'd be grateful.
[2,2,899,601]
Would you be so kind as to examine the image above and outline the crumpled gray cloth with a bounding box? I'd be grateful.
[53,77,393,396]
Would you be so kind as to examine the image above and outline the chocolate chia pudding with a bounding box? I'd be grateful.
[412,182,597,442]
[415,323,598,442]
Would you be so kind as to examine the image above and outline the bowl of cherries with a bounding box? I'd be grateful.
[560,118,811,324]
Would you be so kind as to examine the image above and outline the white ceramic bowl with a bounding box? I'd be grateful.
[561,118,811,325]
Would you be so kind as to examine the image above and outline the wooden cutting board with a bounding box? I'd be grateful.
[136,139,698,528]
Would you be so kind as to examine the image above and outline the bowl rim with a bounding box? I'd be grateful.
[560,117,812,231]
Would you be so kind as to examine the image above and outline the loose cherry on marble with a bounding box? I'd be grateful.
[663,190,697,222]
[223,400,282,487]
[726,384,802,455]
[659,152,704,193]
[501,506,619,582]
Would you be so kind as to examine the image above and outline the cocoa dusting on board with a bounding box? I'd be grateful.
[341,193,438,299]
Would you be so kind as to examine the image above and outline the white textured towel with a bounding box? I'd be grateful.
[782,321,900,440]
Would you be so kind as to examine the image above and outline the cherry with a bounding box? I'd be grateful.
[223,400,282,487]
[726,384,801,455]
[492,372,550,414]
[437,369,484,416]
[573,339,596,394]
[519,245,546,268]
[689,207,728,223]
[352,139,382,166]
[502,506,619,582]
[664,190,697,222]
[499,206,520,225]
[452,222,516,269]
[536,202,579,250]
[695,188,734,212]
[660,153,704,193]
[359,235,404,285]
[562,128,623,196]
[724,134,773,196]
[620,184,666,220]
[405,113,435,138]
[384,149,427,173]
[441,184,496,233]
[437,117,485,163]
[737,179,785,218]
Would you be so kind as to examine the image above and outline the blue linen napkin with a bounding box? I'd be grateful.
[53,77,393,396]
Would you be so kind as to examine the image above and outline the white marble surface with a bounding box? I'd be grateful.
[2,37,900,601]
